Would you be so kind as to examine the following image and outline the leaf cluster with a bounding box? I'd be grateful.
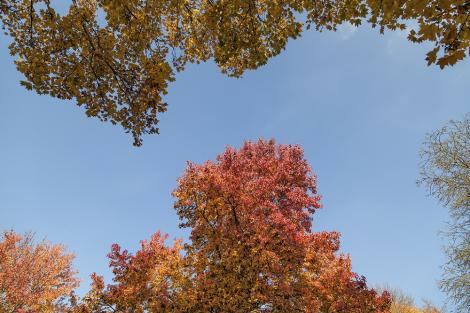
[1,1,468,145]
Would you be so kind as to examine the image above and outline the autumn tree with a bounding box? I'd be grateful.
[419,115,470,313]
[78,139,391,312]
[375,286,443,313]
[0,231,79,313]
[73,232,188,313]
[1,1,468,145]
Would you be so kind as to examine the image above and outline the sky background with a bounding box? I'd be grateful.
[1,19,469,309]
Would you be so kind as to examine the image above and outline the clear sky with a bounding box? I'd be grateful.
[0,21,468,308]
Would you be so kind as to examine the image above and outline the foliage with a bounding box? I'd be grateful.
[365,0,470,68]
[375,286,443,313]
[391,303,442,313]
[0,231,79,313]
[73,139,391,312]
[1,1,469,145]
[419,115,470,313]
[74,232,188,313]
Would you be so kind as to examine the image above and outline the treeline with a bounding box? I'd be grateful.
[1,139,447,313]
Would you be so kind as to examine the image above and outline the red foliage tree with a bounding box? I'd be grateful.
[78,139,391,313]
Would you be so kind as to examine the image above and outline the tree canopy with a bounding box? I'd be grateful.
[376,286,443,313]
[72,139,391,313]
[3,139,459,312]
[0,231,79,313]
[419,115,470,313]
[1,1,469,145]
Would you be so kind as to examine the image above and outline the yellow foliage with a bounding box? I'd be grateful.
[1,1,468,144]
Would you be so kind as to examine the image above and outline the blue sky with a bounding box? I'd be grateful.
[1,21,468,308]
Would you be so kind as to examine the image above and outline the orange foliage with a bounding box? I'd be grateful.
[0,231,79,313]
